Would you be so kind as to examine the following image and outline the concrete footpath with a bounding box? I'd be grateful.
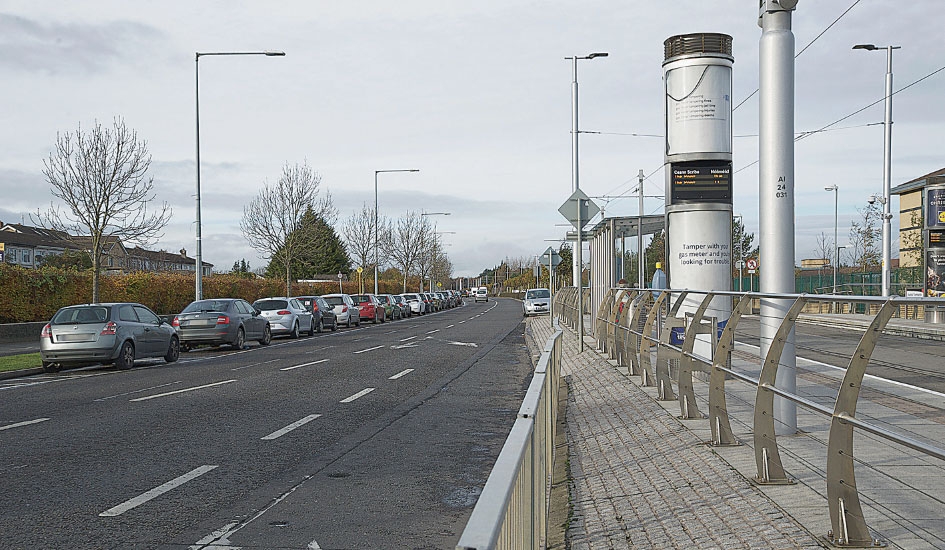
[526,314,945,550]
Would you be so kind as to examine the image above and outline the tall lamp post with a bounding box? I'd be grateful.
[854,43,899,297]
[374,169,419,294]
[565,51,608,294]
[195,50,285,300]
[825,185,839,295]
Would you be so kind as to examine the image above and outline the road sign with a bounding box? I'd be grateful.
[541,247,562,267]
[746,258,758,270]
[356,266,363,274]
[558,189,600,229]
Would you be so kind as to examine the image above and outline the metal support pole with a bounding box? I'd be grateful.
[638,169,645,289]
[195,54,203,300]
[881,47,894,297]
[759,1,798,435]
[577,200,584,352]
[571,58,581,290]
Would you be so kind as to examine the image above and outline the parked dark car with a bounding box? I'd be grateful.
[40,302,179,372]
[390,294,411,318]
[297,295,338,332]
[173,298,271,351]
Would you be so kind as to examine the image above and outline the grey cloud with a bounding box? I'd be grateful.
[0,13,164,75]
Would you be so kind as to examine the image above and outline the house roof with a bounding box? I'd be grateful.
[891,167,945,196]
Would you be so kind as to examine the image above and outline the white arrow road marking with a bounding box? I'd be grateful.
[261,414,322,440]
[280,359,329,371]
[389,369,414,380]
[0,418,49,432]
[130,380,236,402]
[101,465,218,517]
[340,388,375,403]
[448,341,479,347]
[308,541,321,550]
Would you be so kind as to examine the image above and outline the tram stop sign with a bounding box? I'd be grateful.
[558,189,600,229]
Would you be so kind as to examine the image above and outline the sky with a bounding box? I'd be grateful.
[1,1,943,278]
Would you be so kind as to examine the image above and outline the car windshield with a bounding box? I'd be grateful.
[254,299,289,311]
[52,306,110,324]
[323,296,344,306]
[351,295,370,303]
[181,300,232,314]
[376,296,389,304]
[527,289,551,299]
[403,294,418,301]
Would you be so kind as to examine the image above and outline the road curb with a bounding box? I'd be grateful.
[0,367,43,381]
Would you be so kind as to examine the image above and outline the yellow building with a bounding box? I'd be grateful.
[891,167,945,295]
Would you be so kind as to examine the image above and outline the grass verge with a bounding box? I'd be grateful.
[0,353,42,373]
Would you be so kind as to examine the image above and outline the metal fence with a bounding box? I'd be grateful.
[555,286,945,547]
[456,319,563,550]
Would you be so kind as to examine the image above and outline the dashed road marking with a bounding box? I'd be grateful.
[261,414,322,440]
[0,418,50,432]
[353,345,385,355]
[130,380,236,402]
[389,369,414,380]
[95,381,183,401]
[100,465,218,517]
[340,388,375,403]
[281,359,329,371]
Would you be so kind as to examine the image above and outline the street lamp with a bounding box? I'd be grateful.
[195,50,285,300]
[825,185,839,295]
[853,43,899,297]
[374,169,419,294]
[565,51,608,295]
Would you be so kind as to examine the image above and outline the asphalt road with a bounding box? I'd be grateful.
[0,298,533,549]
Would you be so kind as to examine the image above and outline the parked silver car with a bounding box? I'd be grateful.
[174,298,272,351]
[321,293,362,327]
[252,297,315,338]
[40,302,179,372]
[523,288,551,316]
[400,293,426,315]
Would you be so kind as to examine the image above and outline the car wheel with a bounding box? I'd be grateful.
[308,318,315,336]
[114,341,135,370]
[331,320,338,332]
[42,361,61,373]
[372,312,378,324]
[259,324,272,346]
[346,316,352,328]
[164,336,180,363]
[232,327,246,350]
[289,322,300,339]
[316,318,323,334]
[356,317,361,327]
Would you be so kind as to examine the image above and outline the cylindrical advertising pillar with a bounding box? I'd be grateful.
[663,33,734,357]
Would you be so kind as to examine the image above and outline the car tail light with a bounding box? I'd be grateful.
[172,316,180,327]
[311,304,319,312]
[100,322,118,336]
[276,310,291,315]
[341,306,348,313]
[41,324,52,340]
[216,315,230,325]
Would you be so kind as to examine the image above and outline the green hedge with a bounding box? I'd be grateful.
[0,264,417,323]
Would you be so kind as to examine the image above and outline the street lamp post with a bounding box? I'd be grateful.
[825,185,839,295]
[374,169,419,295]
[565,51,608,295]
[195,50,284,300]
[854,43,899,297]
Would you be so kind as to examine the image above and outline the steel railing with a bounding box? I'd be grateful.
[456,319,563,550]
[556,286,945,548]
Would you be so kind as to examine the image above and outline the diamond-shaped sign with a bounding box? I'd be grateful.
[558,189,600,229]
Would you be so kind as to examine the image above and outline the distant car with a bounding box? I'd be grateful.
[390,294,411,318]
[474,287,488,303]
[376,294,400,320]
[400,293,426,315]
[174,298,271,351]
[351,294,385,324]
[40,302,179,372]
[523,288,551,317]
[253,297,314,338]
[322,294,362,328]
[296,295,338,332]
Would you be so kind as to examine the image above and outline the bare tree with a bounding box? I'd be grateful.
[342,203,392,283]
[241,161,333,296]
[416,217,437,292]
[848,202,882,272]
[35,118,170,302]
[388,211,427,291]
[814,232,833,264]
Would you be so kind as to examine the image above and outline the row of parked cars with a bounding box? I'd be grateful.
[38,290,466,373]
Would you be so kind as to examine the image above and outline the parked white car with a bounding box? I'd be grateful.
[321,293,362,327]
[252,297,314,338]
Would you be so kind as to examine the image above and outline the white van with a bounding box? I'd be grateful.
[474,287,488,303]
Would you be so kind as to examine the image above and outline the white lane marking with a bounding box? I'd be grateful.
[353,345,385,355]
[280,359,329,371]
[389,369,414,380]
[458,320,466,324]
[426,329,440,334]
[390,343,419,349]
[340,388,375,403]
[261,414,322,440]
[737,342,945,399]
[448,341,479,348]
[399,335,418,342]
[306,345,336,355]
[95,381,183,401]
[130,380,236,402]
[446,324,455,328]
[0,418,50,432]
[100,465,218,517]
[231,358,280,371]
[308,540,321,550]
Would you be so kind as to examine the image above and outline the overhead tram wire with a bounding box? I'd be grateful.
[732,0,864,113]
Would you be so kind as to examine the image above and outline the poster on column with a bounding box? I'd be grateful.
[927,187,945,229]
[926,249,945,297]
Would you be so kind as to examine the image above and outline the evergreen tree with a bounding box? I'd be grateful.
[265,207,351,280]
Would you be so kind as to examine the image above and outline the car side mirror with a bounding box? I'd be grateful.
[254,308,262,316]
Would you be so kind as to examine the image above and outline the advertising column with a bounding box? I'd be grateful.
[925,185,945,297]
[663,33,734,354]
